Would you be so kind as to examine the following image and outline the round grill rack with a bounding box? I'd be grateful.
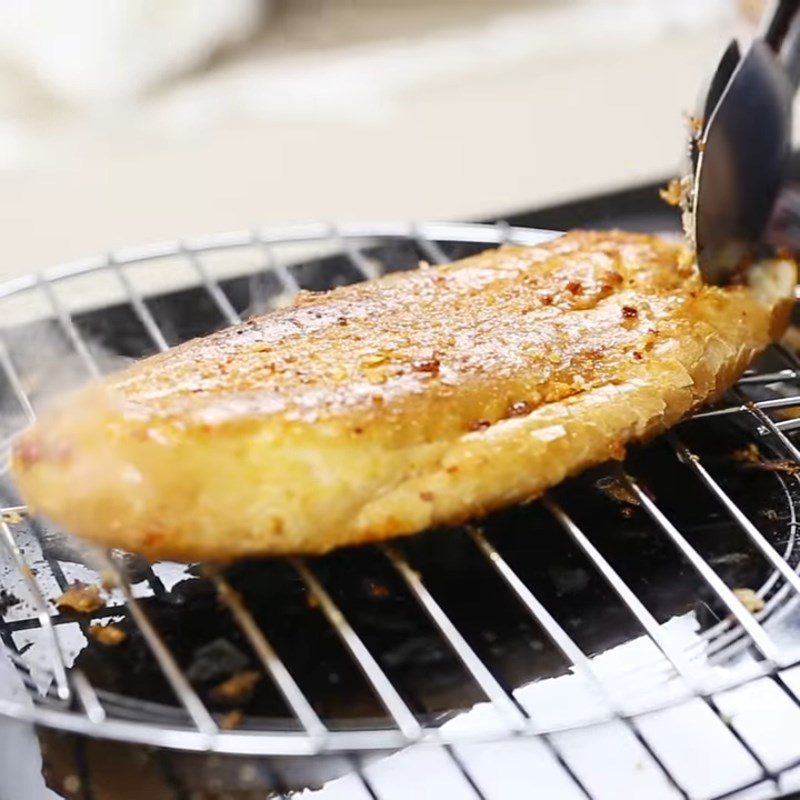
[2,222,800,798]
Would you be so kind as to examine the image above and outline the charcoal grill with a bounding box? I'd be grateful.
[3,222,800,798]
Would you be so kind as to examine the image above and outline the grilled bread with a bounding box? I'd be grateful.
[11,232,796,561]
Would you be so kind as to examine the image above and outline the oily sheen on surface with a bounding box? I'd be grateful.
[10,232,797,561]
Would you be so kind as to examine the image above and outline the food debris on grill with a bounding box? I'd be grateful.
[0,589,20,615]
[220,709,244,730]
[55,582,105,614]
[734,587,765,614]
[186,638,251,684]
[210,670,262,705]
[595,475,639,515]
[88,623,127,646]
[731,443,800,475]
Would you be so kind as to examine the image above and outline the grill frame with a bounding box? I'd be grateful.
[3,221,800,799]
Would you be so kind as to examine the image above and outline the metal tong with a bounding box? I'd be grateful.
[692,0,800,284]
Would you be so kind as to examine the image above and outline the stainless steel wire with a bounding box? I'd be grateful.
[2,222,800,800]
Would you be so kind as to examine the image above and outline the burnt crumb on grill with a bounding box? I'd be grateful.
[186,638,251,684]
[109,550,152,585]
[220,709,244,730]
[88,623,127,646]
[55,582,104,614]
[595,475,639,515]
[733,587,765,614]
[731,443,800,475]
[210,670,262,705]
[0,589,20,615]
[366,580,391,599]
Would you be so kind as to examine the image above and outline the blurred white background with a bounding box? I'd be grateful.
[0,0,749,277]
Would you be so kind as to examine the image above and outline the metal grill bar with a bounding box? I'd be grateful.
[97,552,218,739]
[738,370,798,385]
[291,557,422,741]
[334,224,380,281]
[0,519,70,699]
[546,496,703,683]
[37,277,170,602]
[210,571,328,745]
[37,276,101,378]
[745,401,800,463]
[251,229,302,296]
[545,495,778,786]
[381,544,527,733]
[466,526,689,798]
[71,668,106,724]
[623,471,781,664]
[0,338,35,422]
[774,417,800,433]
[670,434,800,599]
[692,395,800,421]
[181,245,240,327]
[495,220,512,245]
[412,224,449,265]
[108,253,170,352]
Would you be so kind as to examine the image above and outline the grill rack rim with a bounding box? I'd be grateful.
[2,221,800,799]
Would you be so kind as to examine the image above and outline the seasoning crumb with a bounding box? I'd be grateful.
[210,670,262,704]
[468,419,491,432]
[88,623,127,646]
[734,588,765,614]
[659,177,685,207]
[56,582,104,614]
[419,490,435,502]
[411,357,440,375]
[685,114,704,136]
[220,709,244,730]
[621,306,639,319]
[566,281,583,296]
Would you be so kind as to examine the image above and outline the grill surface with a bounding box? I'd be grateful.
[3,222,800,798]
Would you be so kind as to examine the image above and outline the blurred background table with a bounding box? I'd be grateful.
[0,0,755,277]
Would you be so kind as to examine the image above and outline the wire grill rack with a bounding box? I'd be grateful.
[4,223,800,798]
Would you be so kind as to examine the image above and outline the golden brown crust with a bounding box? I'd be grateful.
[10,231,797,561]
